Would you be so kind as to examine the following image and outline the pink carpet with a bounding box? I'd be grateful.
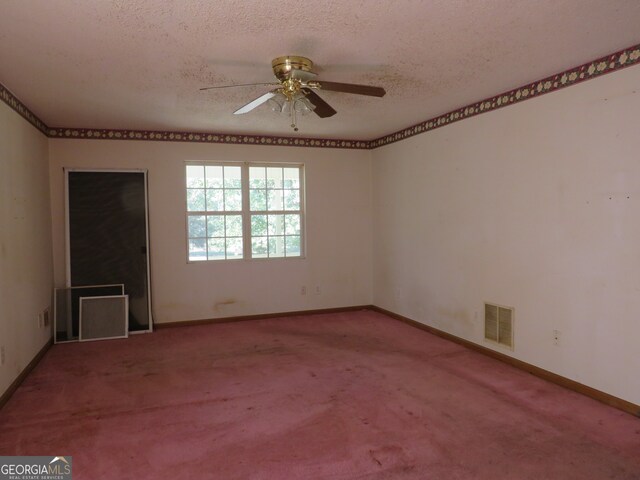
[1,310,639,479]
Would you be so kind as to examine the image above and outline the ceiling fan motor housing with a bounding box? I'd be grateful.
[272,56,315,81]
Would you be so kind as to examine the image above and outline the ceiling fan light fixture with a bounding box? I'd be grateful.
[267,91,314,127]
[267,91,288,113]
[293,92,315,115]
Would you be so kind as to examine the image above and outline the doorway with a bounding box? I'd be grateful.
[65,169,152,333]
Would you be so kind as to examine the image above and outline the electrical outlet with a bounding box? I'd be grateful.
[1,346,5,366]
[300,286,307,295]
[553,329,561,346]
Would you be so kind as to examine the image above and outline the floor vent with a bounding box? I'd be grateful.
[484,303,514,349]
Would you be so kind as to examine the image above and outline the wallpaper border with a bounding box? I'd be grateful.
[370,43,640,148]
[46,128,371,150]
[0,82,49,135]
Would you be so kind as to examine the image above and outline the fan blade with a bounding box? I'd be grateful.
[233,91,278,114]
[310,80,386,97]
[200,82,279,91]
[302,89,337,118]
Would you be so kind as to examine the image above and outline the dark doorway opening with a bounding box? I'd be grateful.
[66,170,151,333]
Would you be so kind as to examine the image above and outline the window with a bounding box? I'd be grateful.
[186,162,304,261]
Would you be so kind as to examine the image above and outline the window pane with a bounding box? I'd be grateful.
[251,237,268,258]
[284,189,300,210]
[226,237,243,259]
[284,214,300,235]
[207,238,225,260]
[268,236,285,257]
[268,214,285,235]
[226,215,243,237]
[251,215,267,236]
[283,168,300,188]
[187,189,206,211]
[207,215,225,238]
[285,235,301,256]
[206,189,224,211]
[266,167,283,188]
[250,189,267,211]
[186,165,205,188]
[224,166,242,188]
[249,167,266,188]
[189,239,207,261]
[224,189,242,211]
[267,189,283,210]
[205,166,223,188]
[188,215,206,238]
[186,164,304,263]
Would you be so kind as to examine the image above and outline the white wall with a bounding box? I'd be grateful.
[49,140,373,324]
[372,64,640,405]
[0,102,53,396]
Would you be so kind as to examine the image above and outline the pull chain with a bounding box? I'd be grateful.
[290,101,298,132]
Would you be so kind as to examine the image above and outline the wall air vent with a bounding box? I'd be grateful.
[484,303,514,349]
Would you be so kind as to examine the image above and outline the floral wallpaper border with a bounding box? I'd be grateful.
[0,83,49,135]
[2,43,639,150]
[370,43,640,148]
[46,127,370,149]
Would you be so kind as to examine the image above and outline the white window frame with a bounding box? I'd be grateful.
[185,161,305,262]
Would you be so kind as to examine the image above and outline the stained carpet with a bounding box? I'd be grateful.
[1,310,639,479]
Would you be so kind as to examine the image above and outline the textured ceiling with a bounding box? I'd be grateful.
[1,0,640,140]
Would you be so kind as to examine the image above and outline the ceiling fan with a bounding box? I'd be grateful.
[200,56,386,131]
